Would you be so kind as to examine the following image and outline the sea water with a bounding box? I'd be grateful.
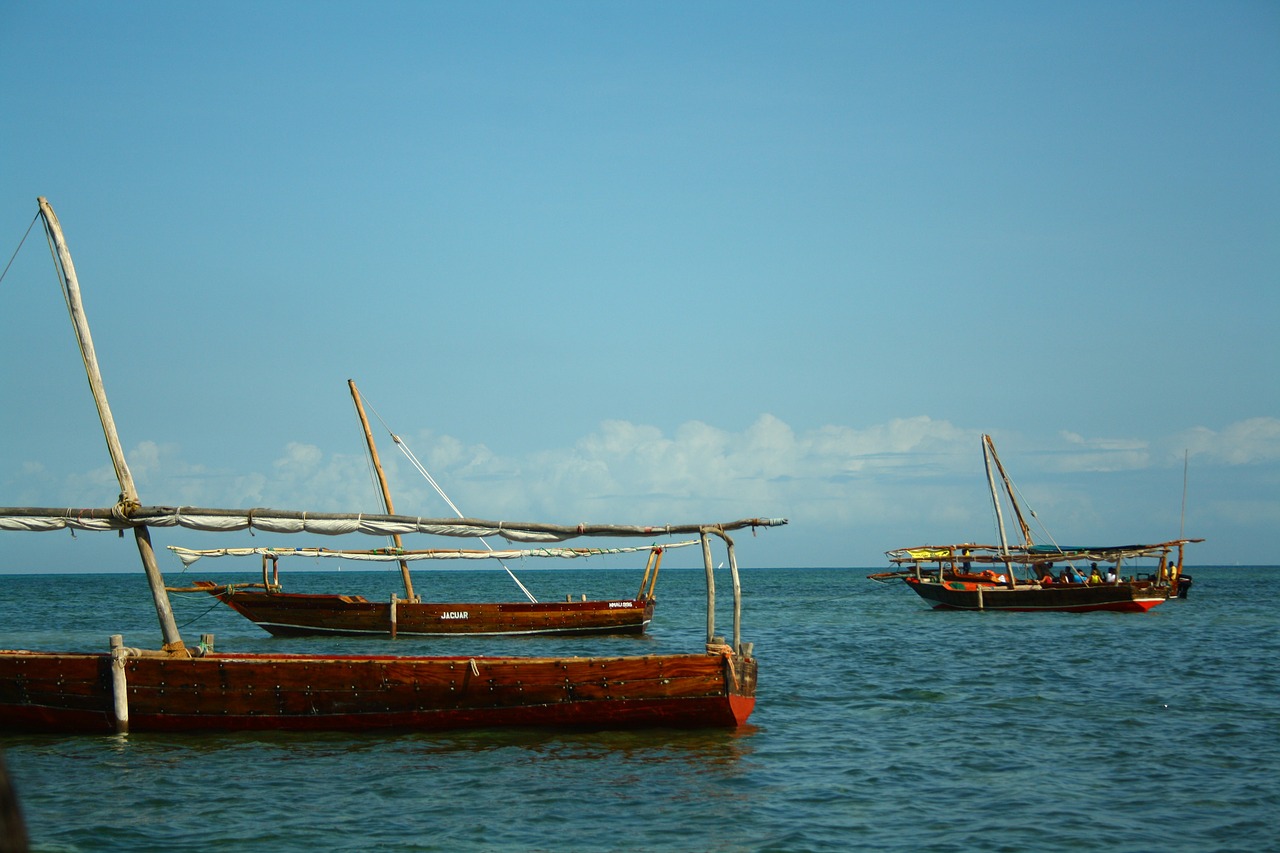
[1,566,1276,852]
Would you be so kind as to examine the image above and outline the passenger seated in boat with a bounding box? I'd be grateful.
[1105,567,1118,583]
[1039,571,1054,584]
[1088,564,1103,584]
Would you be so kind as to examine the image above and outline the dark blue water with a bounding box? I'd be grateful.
[2,566,1276,852]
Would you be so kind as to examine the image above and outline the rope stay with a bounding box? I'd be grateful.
[359,390,538,602]
[0,211,40,289]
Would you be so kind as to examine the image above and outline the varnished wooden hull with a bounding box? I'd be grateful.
[0,648,756,733]
[195,581,654,637]
[904,578,1169,612]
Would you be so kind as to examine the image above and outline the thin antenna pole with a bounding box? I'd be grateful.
[1180,449,1189,539]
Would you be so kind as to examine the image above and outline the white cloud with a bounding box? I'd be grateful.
[75,416,1280,516]
[1049,431,1150,473]
[1179,417,1280,466]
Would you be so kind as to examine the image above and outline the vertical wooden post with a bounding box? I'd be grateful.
[389,593,398,638]
[109,634,129,734]
[700,530,716,644]
[725,534,742,653]
[39,198,186,656]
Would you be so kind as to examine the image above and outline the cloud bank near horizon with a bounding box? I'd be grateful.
[4,413,1277,566]
[41,413,1274,520]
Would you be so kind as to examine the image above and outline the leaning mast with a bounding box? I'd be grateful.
[349,379,416,601]
[37,197,187,655]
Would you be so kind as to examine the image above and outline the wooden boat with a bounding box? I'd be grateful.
[0,198,784,734]
[189,582,656,637]
[0,643,757,734]
[169,538,682,637]
[875,434,1201,613]
[173,380,671,638]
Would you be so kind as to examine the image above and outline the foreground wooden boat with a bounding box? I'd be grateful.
[0,510,775,734]
[0,197,783,733]
[0,643,756,734]
[876,435,1200,613]
[173,381,672,638]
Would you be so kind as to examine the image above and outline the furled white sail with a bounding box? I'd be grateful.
[167,539,699,567]
[0,506,787,542]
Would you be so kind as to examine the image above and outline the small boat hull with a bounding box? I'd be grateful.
[195,581,654,637]
[0,647,756,734]
[903,578,1169,613]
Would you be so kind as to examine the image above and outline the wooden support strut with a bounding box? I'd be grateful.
[699,526,745,655]
[637,547,665,600]
[727,536,742,653]
[700,531,716,644]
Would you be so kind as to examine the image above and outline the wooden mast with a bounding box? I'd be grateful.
[983,435,1034,548]
[982,435,1011,556]
[349,379,416,601]
[37,197,188,655]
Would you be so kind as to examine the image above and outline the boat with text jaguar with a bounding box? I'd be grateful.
[171,537,684,638]
[0,197,784,733]
[172,380,673,639]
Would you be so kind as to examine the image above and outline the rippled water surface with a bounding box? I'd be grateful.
[2,566,1276,851]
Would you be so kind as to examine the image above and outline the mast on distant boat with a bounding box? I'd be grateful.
[37,197,188,656]
[356,386,539,603]
[982,435,1034,549]
[349,379,417,602]
[982,435,1011,557]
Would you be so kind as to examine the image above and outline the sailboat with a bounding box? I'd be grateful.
[173,380,674,638]
[0,198,785,733]
[875,434,1200,612]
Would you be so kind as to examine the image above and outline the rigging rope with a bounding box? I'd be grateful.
[359,391,539,603]
[1002,474,1077,570]
[0,212,40,289]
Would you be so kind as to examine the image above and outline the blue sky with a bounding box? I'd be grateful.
[1,1,1276,572]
